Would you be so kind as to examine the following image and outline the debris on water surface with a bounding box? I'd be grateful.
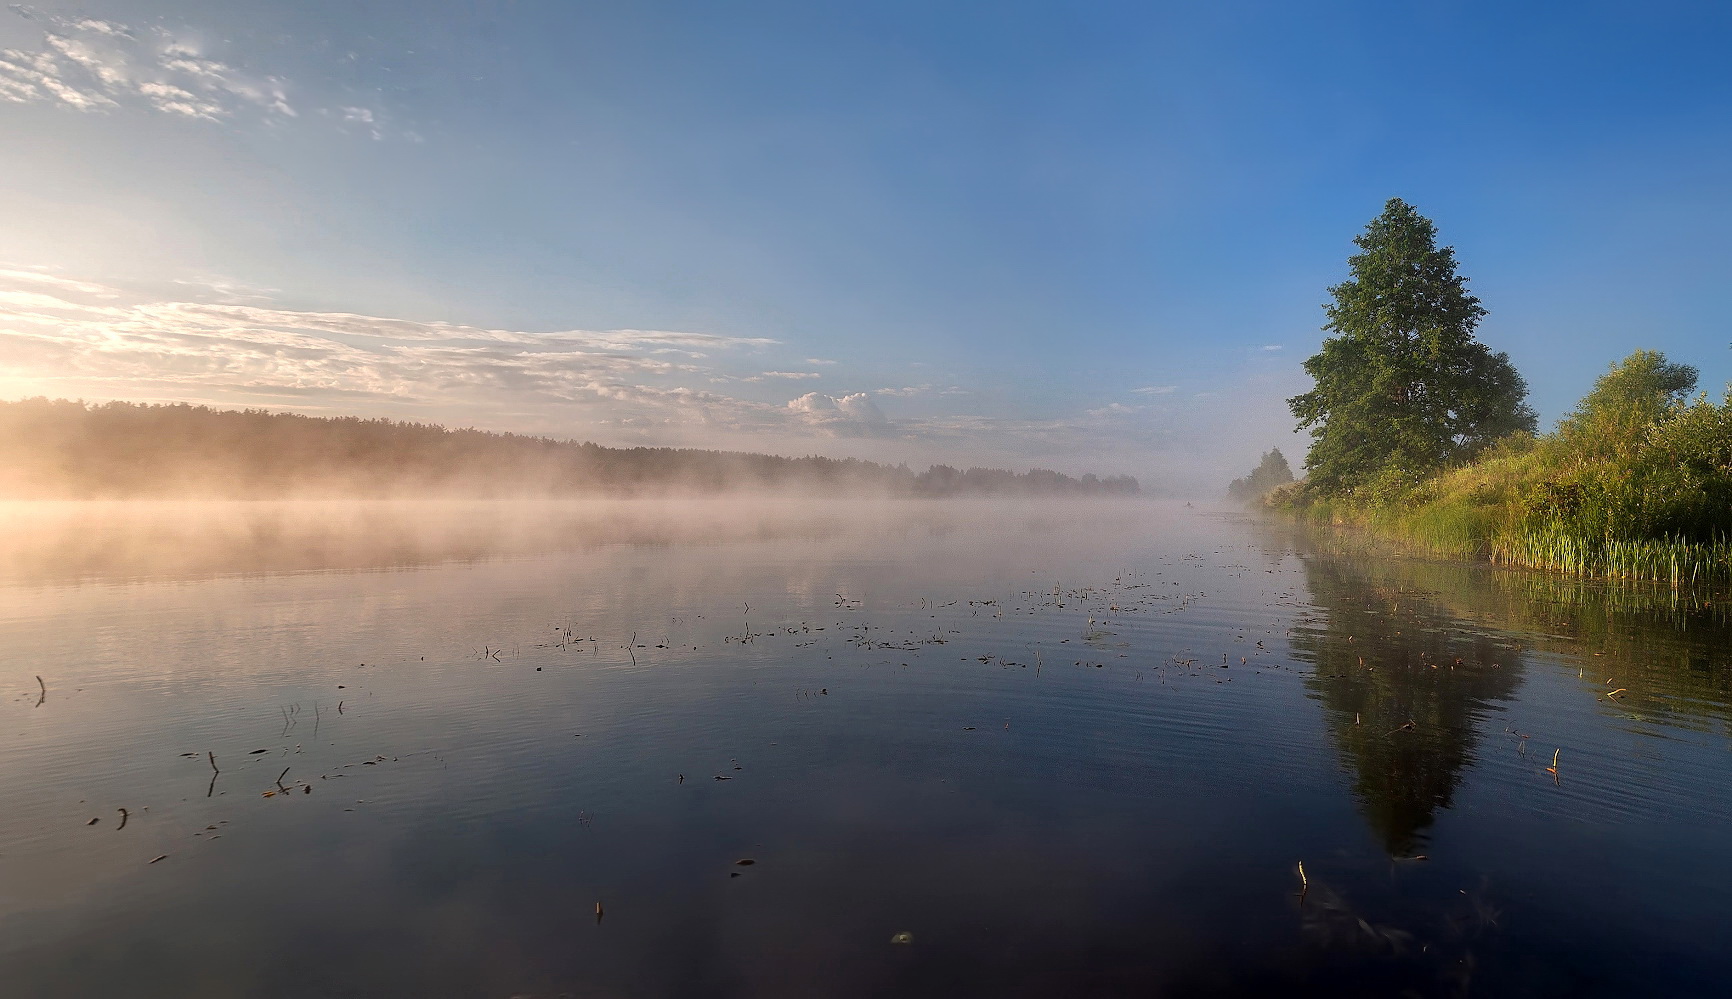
[890,931,913,945]
[735,858,755,866]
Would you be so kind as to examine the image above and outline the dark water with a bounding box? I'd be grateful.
[1,500,1729,998]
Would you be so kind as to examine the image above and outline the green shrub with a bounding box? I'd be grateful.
[1269,352,1732,585]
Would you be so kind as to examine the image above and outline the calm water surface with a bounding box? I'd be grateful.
[1,500,1728,997]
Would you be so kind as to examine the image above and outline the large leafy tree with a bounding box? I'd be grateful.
[1289,199,1536,495]
[1226,447,1294,503]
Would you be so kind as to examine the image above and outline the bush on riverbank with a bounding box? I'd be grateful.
[1267,350,1732,585]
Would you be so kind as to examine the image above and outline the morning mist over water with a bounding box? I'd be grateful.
[4,501,1729,997]
[4,2,1731,996]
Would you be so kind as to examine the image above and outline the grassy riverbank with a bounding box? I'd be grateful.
[1266,351,1732,587]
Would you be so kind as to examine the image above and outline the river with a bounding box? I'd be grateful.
[1,499,1727,997]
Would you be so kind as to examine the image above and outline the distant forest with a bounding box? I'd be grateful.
[0,398,1141,499]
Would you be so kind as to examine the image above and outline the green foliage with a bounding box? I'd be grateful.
[1491,523,1732,586]
[1519,354,1728,543]
[1270,347,1732,585]
[1226,447,1294,503]
[1553,349,1698,464]
[1289,198,1536,495]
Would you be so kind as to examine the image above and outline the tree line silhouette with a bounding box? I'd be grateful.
[0,398,1141,499]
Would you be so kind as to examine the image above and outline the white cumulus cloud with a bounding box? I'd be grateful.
[787,391,888,427]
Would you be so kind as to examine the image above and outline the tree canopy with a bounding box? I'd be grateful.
[1288,198,1536,496]
[1226,448,1294,503]
[1528,349,1728,541]
[1553,349,1697,464]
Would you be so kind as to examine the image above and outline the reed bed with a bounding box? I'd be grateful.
[1278,492,1732,588]
[1489,524,1732,587]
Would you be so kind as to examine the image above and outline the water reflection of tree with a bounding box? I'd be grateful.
[1257,511,1732,851]
[1285,520,1732,728]
[1289,554,1525,856]
[1436,570,1732,738]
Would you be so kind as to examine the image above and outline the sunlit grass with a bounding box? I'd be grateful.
[1273,486,1732,588]
[1490,523,1732,586]
[1268,439,1732,587]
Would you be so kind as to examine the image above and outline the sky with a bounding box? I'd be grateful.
[1,0,1729,493]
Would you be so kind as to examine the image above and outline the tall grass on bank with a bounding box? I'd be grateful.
[1273,486,1732,589]
[1271,482,1732,587]
[1491,524,1732,587]
[1270,514,1732,626]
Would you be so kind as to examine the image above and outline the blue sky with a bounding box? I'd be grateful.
[1,1,1728,491]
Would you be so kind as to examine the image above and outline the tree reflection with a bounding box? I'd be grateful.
[1289,552,1525,856]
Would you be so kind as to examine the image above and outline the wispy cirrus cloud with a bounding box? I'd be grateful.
[0,269,941,446]
[0,268,1232,484]
[0,270,778,420]
[0,266,120,298]
[1,5,373,128]
[337,105,378,139]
